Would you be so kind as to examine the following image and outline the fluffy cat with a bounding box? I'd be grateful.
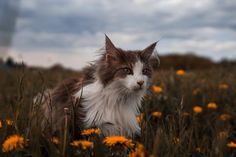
[38,35,159,138]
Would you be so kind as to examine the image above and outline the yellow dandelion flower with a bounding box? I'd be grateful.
[193,106,203,113]
[176,69,185,76]
[219,83,229,90]
[151,111,162,118]
[152,85,162,93]
[195,147,202,152]
[207,102,218,110]
[6,119,14,126]
[173,137,180,144]
[144,94,151,100]
[2,134,26,152]
[192,88,200,95]
[81,128,101,136]
[51,137,60,144]
[0,120,2,128]
[227,141,236,148]
[136,113,144,124]
[217,131,228,140]
[70,140,93,150]
[103,136,134,149]
[182,112,190,117]
[128,143,145,157]
[219,113,231,121]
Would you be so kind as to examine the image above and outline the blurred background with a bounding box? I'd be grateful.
[0,0,236,70]
[0,2,236,156]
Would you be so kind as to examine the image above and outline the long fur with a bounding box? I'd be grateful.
[38,36,159,138]
[74,80,143,137]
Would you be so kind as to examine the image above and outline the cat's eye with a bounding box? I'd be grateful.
[122,68,133,75]
[142,68,150,75]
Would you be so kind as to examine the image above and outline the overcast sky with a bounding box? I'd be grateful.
[1,0,236,69]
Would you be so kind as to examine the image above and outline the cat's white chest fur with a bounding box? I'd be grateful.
[74,80,144,137]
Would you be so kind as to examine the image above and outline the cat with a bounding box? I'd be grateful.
[38,35,159,138]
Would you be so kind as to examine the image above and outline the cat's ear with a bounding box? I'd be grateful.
[105,34,116,53]
[105,35,122,62]
[141,42,157,59]
[150,55,160,70]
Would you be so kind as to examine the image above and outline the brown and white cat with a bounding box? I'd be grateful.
[39,35,159,138]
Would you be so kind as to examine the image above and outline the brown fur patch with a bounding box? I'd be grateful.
[40,65,96,138]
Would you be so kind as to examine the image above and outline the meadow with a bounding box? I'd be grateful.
[0,59,235,157]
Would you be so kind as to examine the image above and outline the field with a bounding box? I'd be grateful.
[0,62,236,157]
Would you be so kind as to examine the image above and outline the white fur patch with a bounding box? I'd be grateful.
[74,80,143,137]
[124,60,148,92]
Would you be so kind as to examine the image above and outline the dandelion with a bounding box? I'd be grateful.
[192,88,200,95]
[182,112,190,117]
[227,141,236,148]
[207,102,218,110]
[152,85,162,93]
[173,137,180,144]
[128,143,145,157]
[217,131,228,139]
[6,119,14,126]
[176,69,185,76]
[0,120,2,128]
[136,113,144,124]
[193,106,203,113]
[70,140,93,150]
[2,134,26,152]
[151,111,162,118]
[219,83,229,90]
[81,128,101,136]
[51,137,60,144]
[103,136,134,149]
[144,94,151,100]
[219,113,231,121]
[195,147,202,153]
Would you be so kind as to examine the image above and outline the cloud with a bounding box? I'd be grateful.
[0,0,20,59]
[1,0,235,69]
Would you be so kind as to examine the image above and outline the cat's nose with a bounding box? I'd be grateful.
[137,80,144,87]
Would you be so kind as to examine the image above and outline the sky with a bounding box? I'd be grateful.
[0,0,236,70]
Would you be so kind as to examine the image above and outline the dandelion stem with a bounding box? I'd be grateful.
[62,107,69,157]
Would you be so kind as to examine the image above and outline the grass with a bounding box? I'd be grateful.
[0,66,235,157]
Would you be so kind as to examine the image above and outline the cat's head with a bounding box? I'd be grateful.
[97,35,159,94]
